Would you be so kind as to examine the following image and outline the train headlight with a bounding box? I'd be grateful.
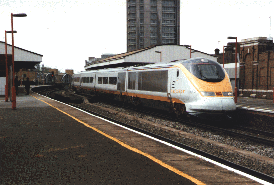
[223,92,233,96]
[200,91,215,96]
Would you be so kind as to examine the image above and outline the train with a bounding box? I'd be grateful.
[44,73,73,85]
[71,57,236,117]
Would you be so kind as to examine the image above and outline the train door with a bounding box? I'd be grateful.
[169,68,178,99]
[117,72,126,92]
[94,74,96,89]
[176,68,185,99]
[80,77,82,87]
[169,68,186,115]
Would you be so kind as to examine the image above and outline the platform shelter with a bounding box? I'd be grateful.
[0,41,43,96]
[84,45,217,71]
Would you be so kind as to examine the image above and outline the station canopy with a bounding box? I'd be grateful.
[0,41,43,77]
[84,45,217,71]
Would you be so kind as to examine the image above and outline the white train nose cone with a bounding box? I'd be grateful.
[186,97,236,113]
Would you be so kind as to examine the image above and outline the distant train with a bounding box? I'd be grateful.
[44,73,72,85]
[71,58,236,116]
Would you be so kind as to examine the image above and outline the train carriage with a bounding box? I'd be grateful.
[72,58,236,116]
[61,74,73,84]
[79,71,96,89]
[96,71,119,91]
[72,73,81,87]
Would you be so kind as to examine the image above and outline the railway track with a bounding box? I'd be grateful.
[32,86,274,184]
[177,116,274,147]
[236,125,274,140]
[96,95,274,148]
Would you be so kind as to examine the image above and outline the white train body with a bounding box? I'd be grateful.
[72,58,236,115]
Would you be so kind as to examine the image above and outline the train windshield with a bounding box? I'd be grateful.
[181,58,225,82]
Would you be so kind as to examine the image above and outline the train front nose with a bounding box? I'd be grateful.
[186,97,236,113]
[220,98,237,111]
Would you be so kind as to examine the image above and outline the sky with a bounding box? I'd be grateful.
[0,0,273,74]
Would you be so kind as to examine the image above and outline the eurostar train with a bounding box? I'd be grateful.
[72,58,236,116]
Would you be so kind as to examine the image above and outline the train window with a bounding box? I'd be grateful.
[128,72,137,89]
[89,77,93,83]
[103,77,108,84]
[177,70,179,77]
[117,73,126,91]
[138,70,168,92]
[181,59,225,82]
[84,77,88,83]
[98,77,102,84]
[109,77,117,85]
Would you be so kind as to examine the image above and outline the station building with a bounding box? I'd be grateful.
[85,54,116,67]
[214,37,274,99]
[0,41,43,96]
[84,45,217,71]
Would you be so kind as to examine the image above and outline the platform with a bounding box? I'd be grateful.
[237,97,274,114]
[0,93,200,184]
[0,90,265,184]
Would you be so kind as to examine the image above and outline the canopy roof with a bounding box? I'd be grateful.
[0,41,43,76]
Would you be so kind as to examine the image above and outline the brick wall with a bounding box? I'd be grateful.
[65,69,74,76]
[215,38,274,99]
[240,43,274,90]
[49,69,58,75]
[16,69,37,83]
[215,42,241,66]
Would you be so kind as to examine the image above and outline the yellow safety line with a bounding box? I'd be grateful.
[31,95,205,185]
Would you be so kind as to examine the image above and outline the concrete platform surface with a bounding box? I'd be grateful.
[237,97,274,113]
[0,93,198,184]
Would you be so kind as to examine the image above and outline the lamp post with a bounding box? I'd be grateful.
[189,45,191,58]
[11,13,27,110]
[155,51,162,62]
[5,30,17,102]
[227,36,238,103]
[185,45,192,58]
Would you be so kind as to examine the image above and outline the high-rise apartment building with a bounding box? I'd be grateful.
[127,0,180,52]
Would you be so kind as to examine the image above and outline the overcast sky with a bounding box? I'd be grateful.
[1,0,273,73]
